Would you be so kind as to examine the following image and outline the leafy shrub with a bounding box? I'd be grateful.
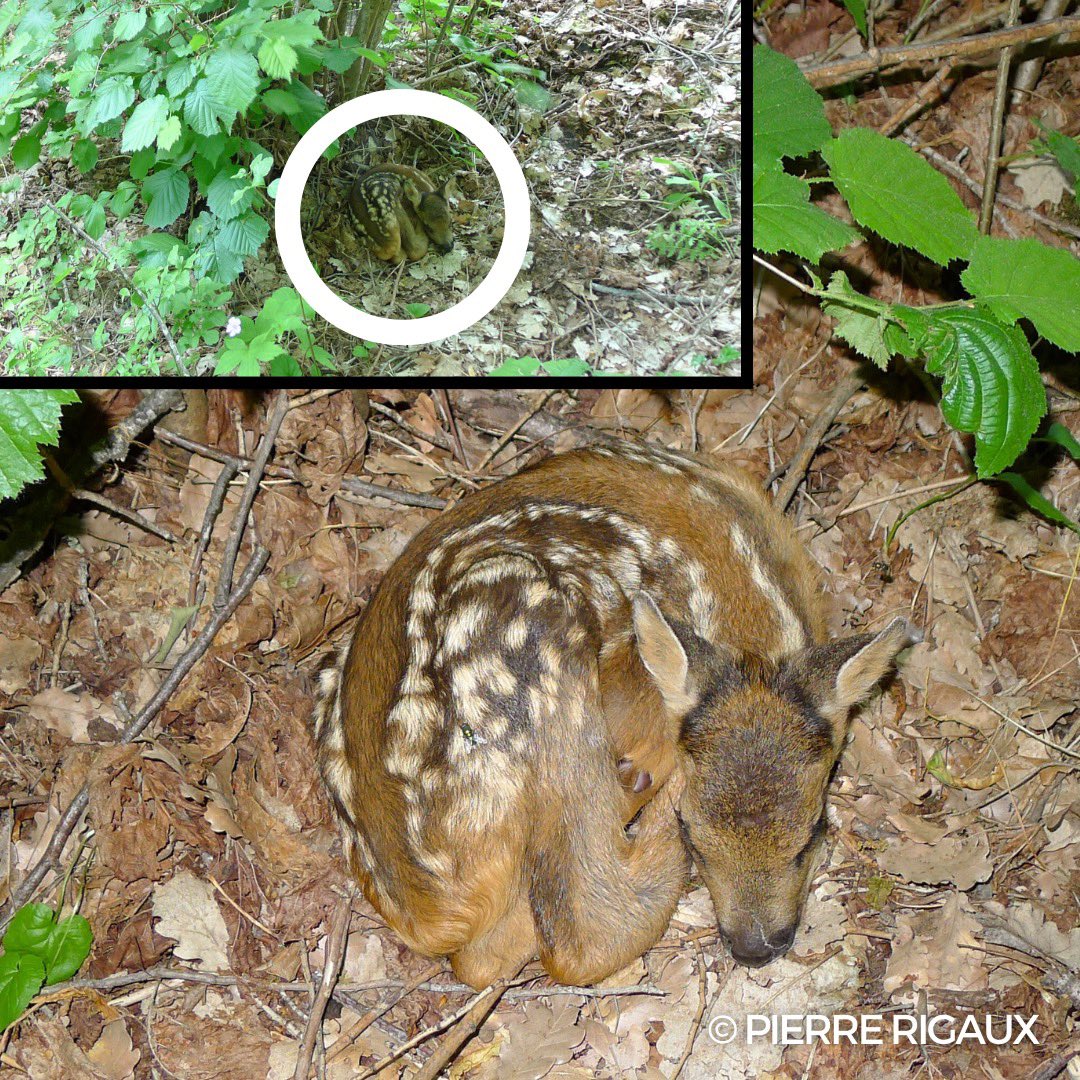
[753,44,1080,480]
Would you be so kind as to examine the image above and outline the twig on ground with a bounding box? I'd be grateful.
[474,391,560,474]
[214,390,289,610]
[73,487,179,543]
[368,400,456,455]
[153,429,449,510]
[773,372,866,512]
[188,458,240,608]
[979,0,1022,233]
[437,389,470,469]
[294,898,352,1080]
[803,16,1080,88]
[327,962,444,1065]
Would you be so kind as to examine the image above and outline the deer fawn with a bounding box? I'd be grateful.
[347,164,454,262]
[313,442,917,987]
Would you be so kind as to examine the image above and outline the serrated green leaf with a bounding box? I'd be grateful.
[996,471,1080,535]
[112,7,146,41]
[83,77,135,131]
[753,160,859,262]
[543,358,592,377]
[961,235,1080,352]
[183,79,223,136]
[0,951,45,1030]
[82,201,106,240]
[492,356,542,376]
[121,94,169,153]
[205,47,260,115]
[143,166,189,228]
[165,59,195,97]
[822,129,979,265]
[258,37,297,80]
[923,308,1047,476]
[753,46,832,163]
[0,391,79,501]
[1036,122,1080,183]
[821,272,892,367]
[514,79,553,112]
[205,170,252,221]
[156,115,182,152]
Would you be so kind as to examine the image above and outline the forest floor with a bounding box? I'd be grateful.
[0,385,1077,1078]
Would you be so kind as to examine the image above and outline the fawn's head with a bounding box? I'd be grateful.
[632,595,918,967]
[404,180,454,253]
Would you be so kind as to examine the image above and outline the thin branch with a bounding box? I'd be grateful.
[979,0,1023,233]
[214,390,289,610]
[773,371,866,511]
[803,16,1080,88]
[294,899,352,1080]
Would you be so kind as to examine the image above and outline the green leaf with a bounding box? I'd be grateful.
[71,138,99,174]
[40,913,92,985]
[269,353,302,376]
[821,272,892,367]
[165,59,196,98]
[156,115,182,152]
[112,7,146,41]
[183,79,224,137]
[82,200,106,240]
[753,160,859,262]
[926,749,958,787]
[822,129,980,265]
[1037,422,1080,460]
[205,47,261,115]
[151,606,199,664]
[996,472,1080,535]
[121,95,169,153]
[922,308,1047,477]
[543,358,592,377]
[0,951,45,1030]
[258,38,298,80]
[492,356,542,376]
[84,76,135,131]
[752,46,832,163]
[403,302,430,317]
[2,904,55,953]
[1035,122,1080,184]
[513,79,553,112]
[0,391,79,501]
[206,170,253,221]
[143,167,189,229]
[11,133,40,170]
[961,235,1080,352]
[261,88,300,115]
[840,0,867,35]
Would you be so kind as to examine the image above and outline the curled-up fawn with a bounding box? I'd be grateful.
[347,164,454,262]
[313,442,918,987]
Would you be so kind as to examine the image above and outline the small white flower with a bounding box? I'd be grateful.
[225,316,242,337]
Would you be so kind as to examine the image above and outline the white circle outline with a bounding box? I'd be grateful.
[274,90,530,347]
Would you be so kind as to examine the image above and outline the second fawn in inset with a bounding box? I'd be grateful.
[347,164,454,262]
[313,442,918,987]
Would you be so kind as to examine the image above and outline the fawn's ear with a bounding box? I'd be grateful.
[632,592,698,716]
[436,181,449,200]
[781,617,921,739]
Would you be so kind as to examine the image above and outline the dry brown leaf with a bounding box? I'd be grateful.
[11,1015,111,1079]
[883,892,986,996]
[499,998,588,1080]
[86,1019,140,1080]
[0,634,43,694]
[878,831,993,891]
[152,869,231,971]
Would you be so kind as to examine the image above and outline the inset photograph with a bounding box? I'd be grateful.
[0,0,739,377]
